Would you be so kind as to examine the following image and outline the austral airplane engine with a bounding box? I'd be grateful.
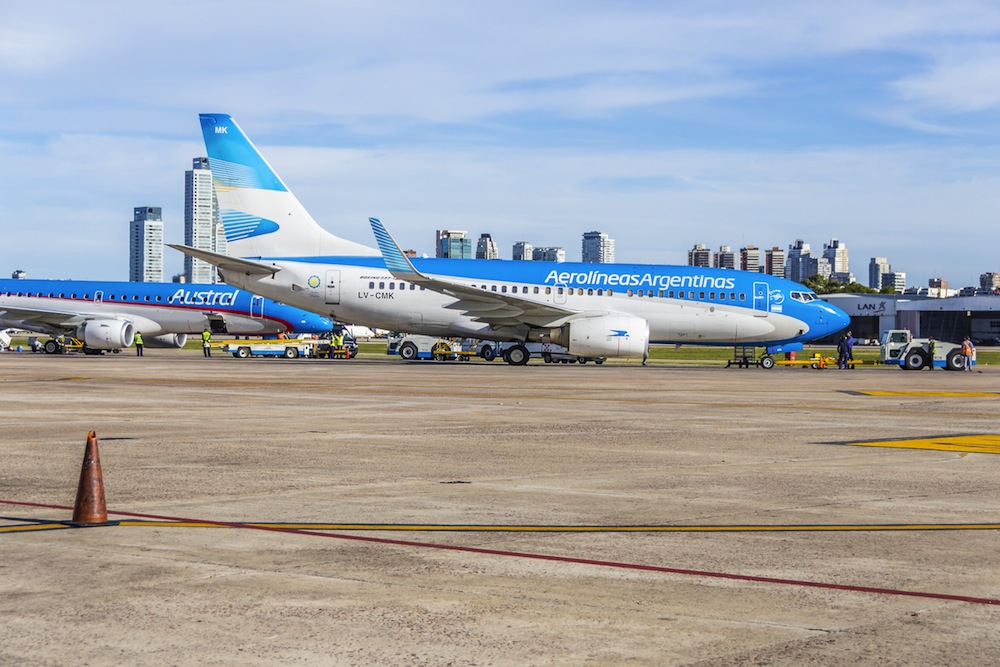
[146,333,188,348]
[77,319,135,350]
[549,315,650,358]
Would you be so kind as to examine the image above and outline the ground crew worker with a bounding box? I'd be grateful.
[962,337,975,372]
[927,336,936,370]
[134,331,143,357]
[201,328,212,357]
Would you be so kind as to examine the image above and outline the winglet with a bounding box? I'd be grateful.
[369,218,428,281]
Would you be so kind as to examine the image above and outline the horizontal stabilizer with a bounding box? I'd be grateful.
[167,244,279,277]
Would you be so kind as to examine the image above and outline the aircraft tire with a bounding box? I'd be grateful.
[506,344,530,366]
[542,352,552,363]
[759,356,776,369]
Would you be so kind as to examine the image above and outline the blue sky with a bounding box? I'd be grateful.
[2,1,999,287]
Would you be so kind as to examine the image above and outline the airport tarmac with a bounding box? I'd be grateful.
[1,351,998,665]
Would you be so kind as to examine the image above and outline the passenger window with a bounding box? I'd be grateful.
[587,288,594,295]
[688,291,694,299]
[699,292,705,299]
[719,292,726,300]
[369,281,375,289]
[627,289,634,297]
[545,287,551,295]
[389,282,395,290]
[557,288,563,295]
[739,293,746,300]
[379,282,385,289]
[533,286,539,294]
[502,286,508,293]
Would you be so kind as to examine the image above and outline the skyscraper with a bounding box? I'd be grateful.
[582,231,615,263]
[184,158,227,283]
[764,246,785,278]
[823,238,849,274]
[786,239,816,283]
[512,241,533,261]
[687,243,711,267]
[868,257,891,289]
[436,230,473,258]
[532,247,565,262]
[713,245,736,270]
[130,206,163,282]
[476,233,499,259]
[740,245,760,273]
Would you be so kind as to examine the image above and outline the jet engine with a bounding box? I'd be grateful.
[146,333,188,348]
[77,319,135,350]
[550,315,649,358]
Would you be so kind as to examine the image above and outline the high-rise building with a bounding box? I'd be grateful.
[713,245,736,270]
[532,247,565,262]
[823,238,849,274]
[184,158,227,283]
[512,241,533,261]
[130,207,164,282]
[883,271,906,293]
[688,243,711,267]
[764,246,785,278]
[740,245,760,273]
[582,231,615,263]
[786,239,816,283]
[868,257,891,289]
[979,272,1000,291]
[436,230,473,259]
[476,233,499,259]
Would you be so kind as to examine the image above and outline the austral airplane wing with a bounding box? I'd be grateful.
[0,304,90,334]
[370,217,582,329]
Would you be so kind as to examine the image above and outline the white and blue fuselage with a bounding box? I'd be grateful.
[0,279,332,351]
[170,114,849,364]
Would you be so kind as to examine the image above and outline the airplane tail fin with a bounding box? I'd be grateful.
[199,114,377,259]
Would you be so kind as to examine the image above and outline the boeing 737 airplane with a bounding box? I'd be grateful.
[170,113,850,365]
[0,279,332,354]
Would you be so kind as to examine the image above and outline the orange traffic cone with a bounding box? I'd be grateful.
[70,431,118,527]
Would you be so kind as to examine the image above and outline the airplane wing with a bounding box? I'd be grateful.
[167,244,279,277]
[369,218,578,328]
[0,304,89,335]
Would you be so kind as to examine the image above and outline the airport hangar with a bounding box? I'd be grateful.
[822,293,1000,344]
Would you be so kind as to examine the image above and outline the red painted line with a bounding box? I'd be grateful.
[3,499,997,606]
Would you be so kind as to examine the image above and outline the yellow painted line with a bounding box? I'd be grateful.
[0,523,70,533]
[856,390,1000,398]
[117,521,1000,532]
[852,435,1000,454]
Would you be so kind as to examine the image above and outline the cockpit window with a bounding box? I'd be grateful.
[790,291,818,303]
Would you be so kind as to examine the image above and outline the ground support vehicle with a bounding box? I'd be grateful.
[880,329,971,371]
[729,343,805,369]
[37,336,114,355]
[479,341,605,365]
[386,334,461,361]
[225,341,316,359]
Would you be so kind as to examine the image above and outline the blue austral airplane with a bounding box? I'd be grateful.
[170,113,850,366]
[0,279,332,354]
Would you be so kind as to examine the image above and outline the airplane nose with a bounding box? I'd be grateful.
[825,303,851,335]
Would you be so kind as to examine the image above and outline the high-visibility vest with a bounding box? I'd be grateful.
[962,341,974,355]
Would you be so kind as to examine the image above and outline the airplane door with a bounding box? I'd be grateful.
[94,291,103,304]
[554,283,568,305]
[250,295,264,319]
[325,270,341,305]
[752,281,769,316]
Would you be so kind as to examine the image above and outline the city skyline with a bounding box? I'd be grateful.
[3,4,1000,287]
